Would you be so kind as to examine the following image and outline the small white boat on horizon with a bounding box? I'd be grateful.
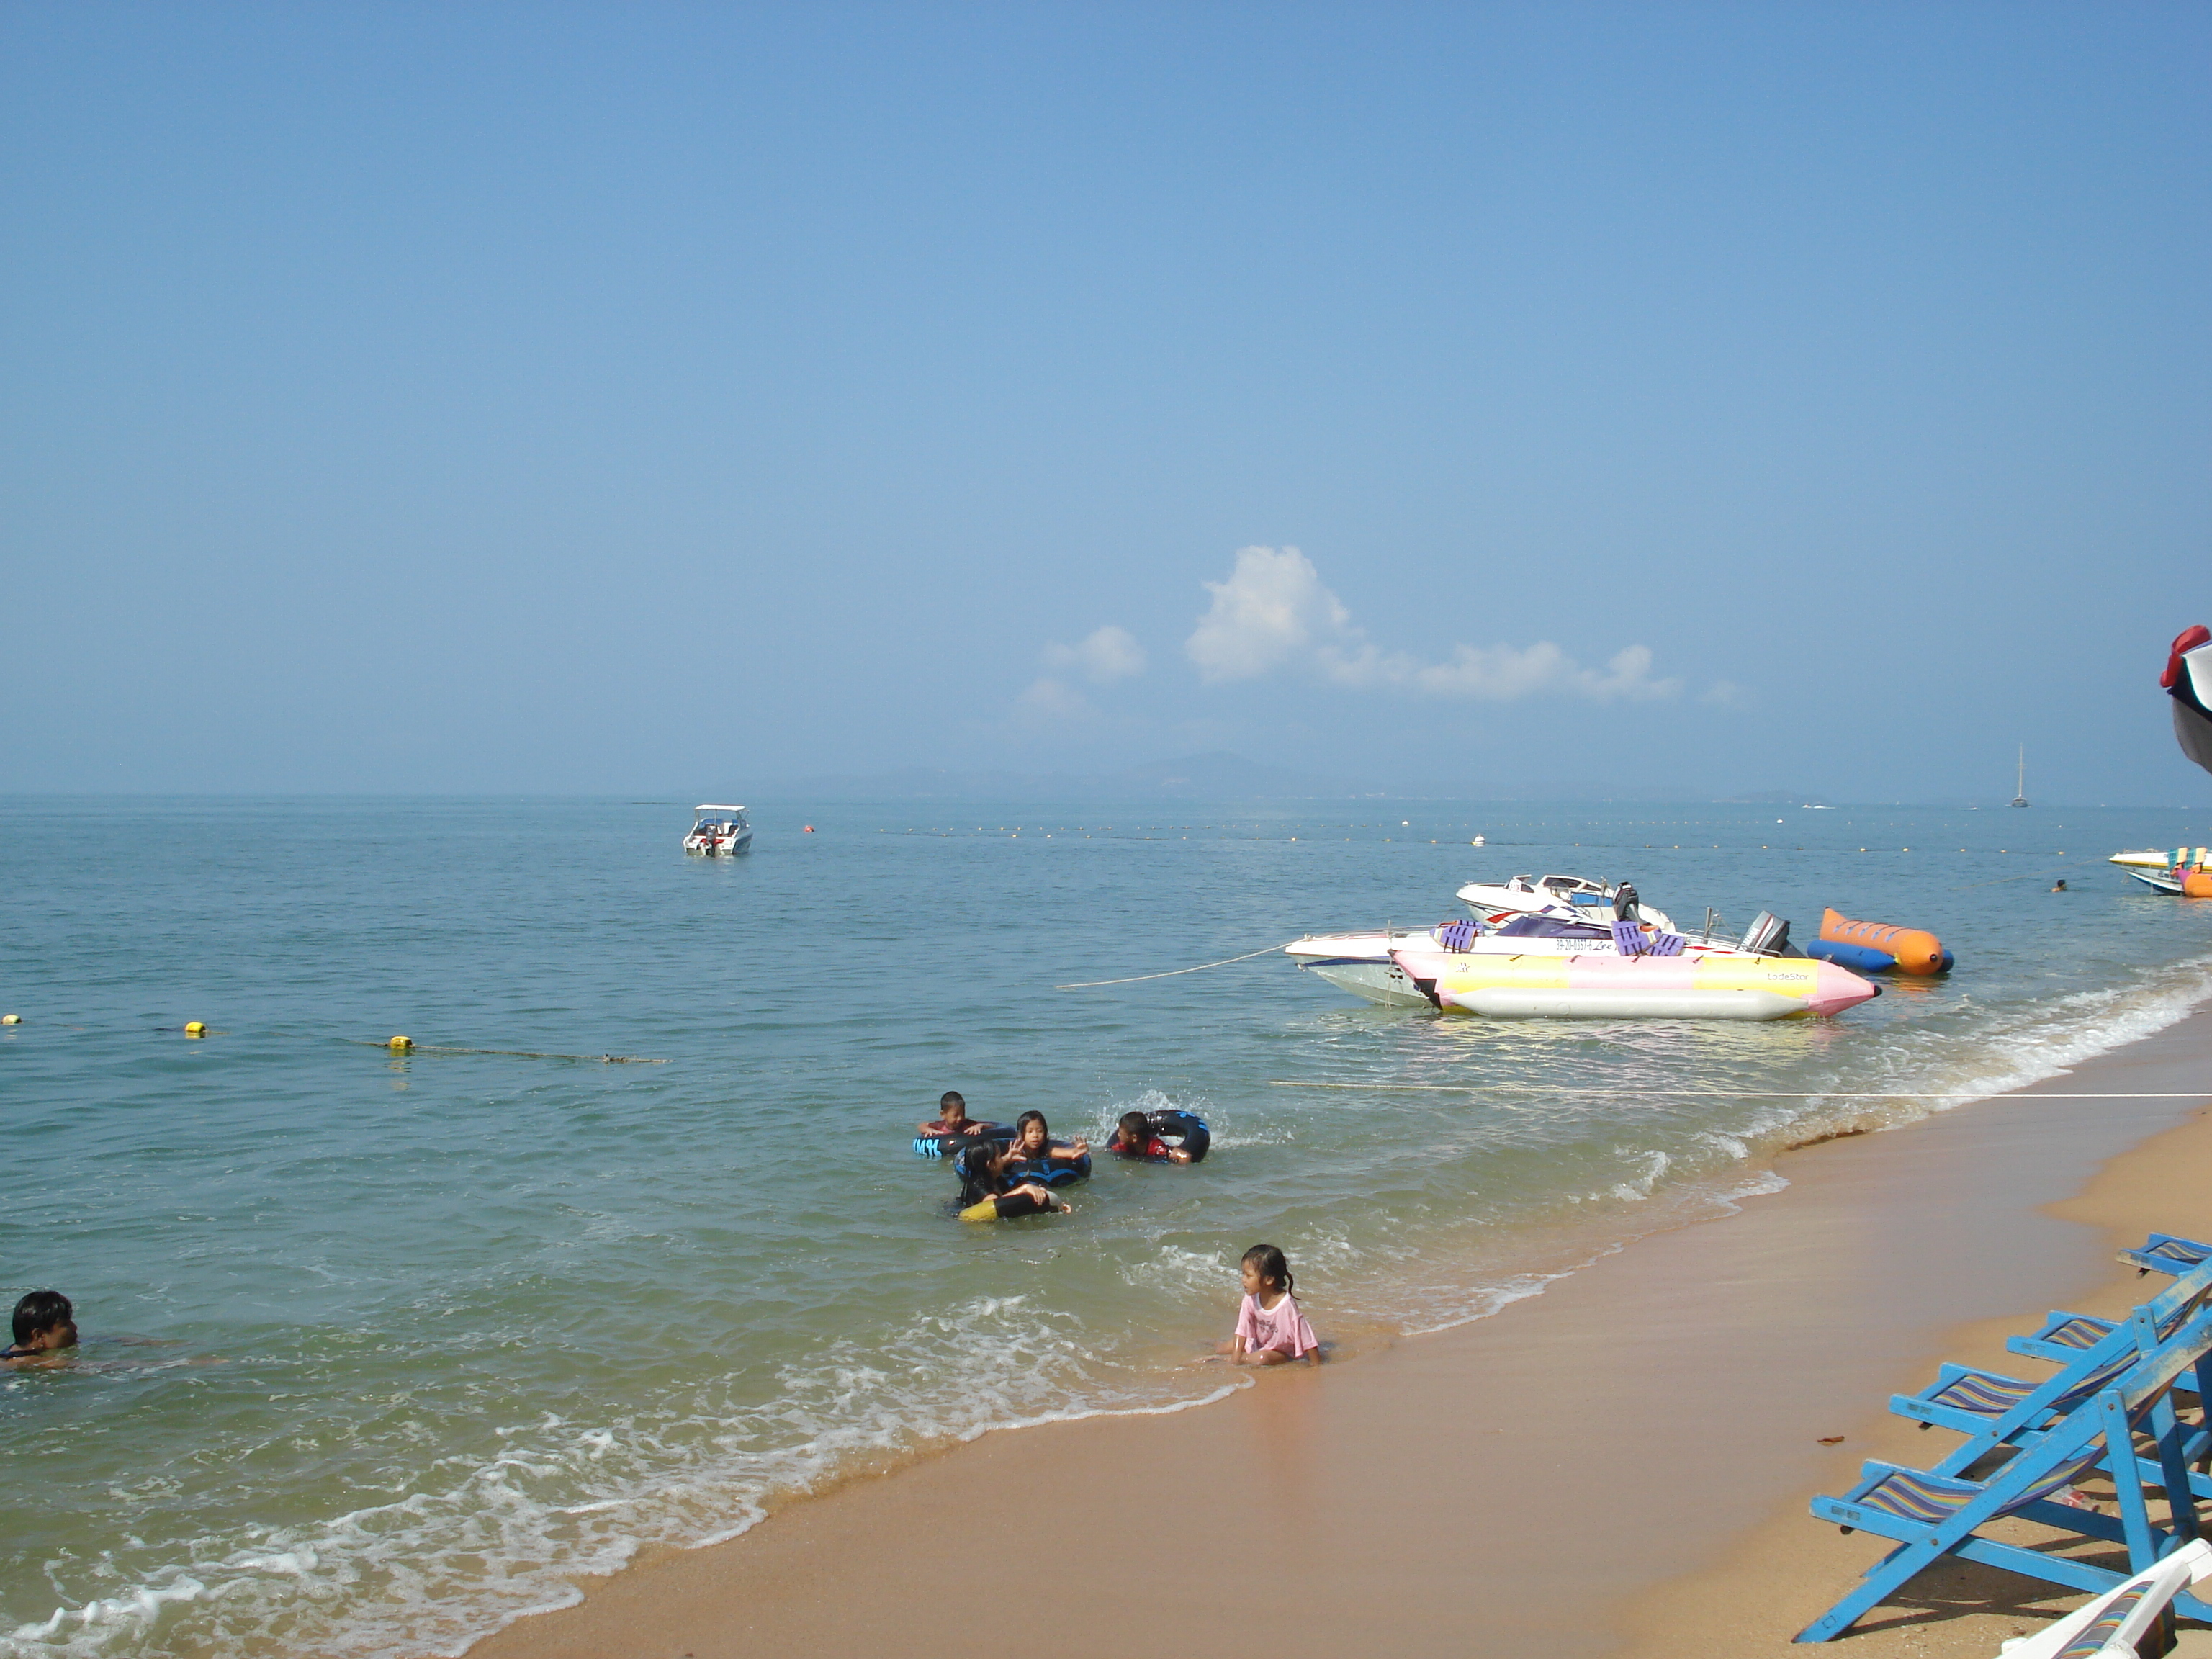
[684,804,753,855]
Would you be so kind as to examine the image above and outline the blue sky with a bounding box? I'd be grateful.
[4,3,2206,801]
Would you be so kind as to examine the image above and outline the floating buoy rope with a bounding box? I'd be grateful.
[326,1035,669,1064]
[1055,943,1292,990]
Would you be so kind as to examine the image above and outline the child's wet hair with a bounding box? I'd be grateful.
[1116,1110,1150,1145]
[12,1290,72,1346]
[1015,1109,1048,1136]
[1241,1244,1293,1296]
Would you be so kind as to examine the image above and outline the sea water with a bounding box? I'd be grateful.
[6,795,2212,1658]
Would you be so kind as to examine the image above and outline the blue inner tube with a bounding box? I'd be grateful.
[1008,1149,1092,1187]
[1115,1110,1210,1163]
[950,1141,1088,1194]
[913,1122,1016,1159]
[953,1141,1091,1189]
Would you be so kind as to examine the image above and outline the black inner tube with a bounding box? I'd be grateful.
[1145,1109,1210,1163]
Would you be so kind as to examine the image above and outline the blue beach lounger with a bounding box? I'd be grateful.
[1890,1256,2212,1474]
[1797,1304,2212,1642]
[2121,1233,2212,1277]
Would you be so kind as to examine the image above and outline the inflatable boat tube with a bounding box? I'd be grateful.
[1113,1109,1211,1163]
[1809,908,1953,976]
[1389,944,1879,1020]
[912,1122,1015,1159]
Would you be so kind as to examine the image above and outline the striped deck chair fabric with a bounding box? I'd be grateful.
[1610,920,1647,956]
[1854,1439,2104,1529]
[1925,1351,2133,1423]
[2048,1583,2155,1659]
[1647,930,1686,956]
[1436,918,1475,952]
[1999,1537,2212,1659]
[2036,1315,2119,1352]
[2127,1234,2212,1275]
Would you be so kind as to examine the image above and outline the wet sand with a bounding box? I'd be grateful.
[467,1008,2212,1659]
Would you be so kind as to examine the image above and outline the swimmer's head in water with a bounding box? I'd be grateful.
[1116,1110,1150,1148]
[12,1290,76,1351]
[1015,1110,1048,1152]
[938,1090,967,1125]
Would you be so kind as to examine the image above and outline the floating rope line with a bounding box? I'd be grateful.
[1056,943,1290,990]
[1269,1081,2210,1100]
[320,1035,670,1064]
[1948,868,2074,891]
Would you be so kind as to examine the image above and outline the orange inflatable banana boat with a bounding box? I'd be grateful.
[1810,909,1953,976]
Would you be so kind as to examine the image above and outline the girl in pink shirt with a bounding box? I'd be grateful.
[1219,1244,1318,1366]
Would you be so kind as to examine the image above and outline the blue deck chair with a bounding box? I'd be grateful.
[1892,1257,2212,1467]
[2121,1233,2212,1277]
[1998,1537,2212,1659]
[1797,1303,2212,1642]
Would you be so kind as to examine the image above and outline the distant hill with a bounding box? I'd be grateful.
[769,751,1352,801]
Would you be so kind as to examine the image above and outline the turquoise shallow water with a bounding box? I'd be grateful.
[6,795,2212,1658]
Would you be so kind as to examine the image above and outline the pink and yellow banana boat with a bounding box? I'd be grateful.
[1388,943,1879,1021]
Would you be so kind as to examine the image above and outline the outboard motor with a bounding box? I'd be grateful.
[1740,911,1793,956]
[1612,883,1642,923]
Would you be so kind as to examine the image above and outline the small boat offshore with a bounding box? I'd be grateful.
[1388,942,1879,1021]
[683,804,754,855]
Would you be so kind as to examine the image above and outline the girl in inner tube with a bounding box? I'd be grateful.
[955,1140,1071,1221]
[999,1110,1089,1179]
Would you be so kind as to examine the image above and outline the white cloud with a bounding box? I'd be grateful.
[1187,547,1351,683]
[1184,546,1680,703]
[1043,624,1147,684]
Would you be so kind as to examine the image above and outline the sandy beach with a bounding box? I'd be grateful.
[469,1007,2212,1659]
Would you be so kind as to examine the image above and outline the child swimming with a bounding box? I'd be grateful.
[1217,1245,1318,1366]
[1000,1110,1088,1176]
[4,1290,78,1364]
[955,1141,1070,1221]
[1106,1110,1196,1164]
[916,1090,995,1138]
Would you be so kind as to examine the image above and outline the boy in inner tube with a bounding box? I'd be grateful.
[917,1090,994,1138]
[1107,1110,1195,1164]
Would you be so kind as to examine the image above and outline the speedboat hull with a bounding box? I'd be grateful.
[1389,946,1879,1021]
[1295,950,1432,1008]
[1289,920,1744,1009]
[684,827,754,855]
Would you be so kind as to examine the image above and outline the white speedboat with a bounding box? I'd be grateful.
[684,804,753,855]
[1457,873,1677,933]
[1285,906,1793,1008]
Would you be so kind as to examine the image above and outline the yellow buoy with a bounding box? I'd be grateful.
[184,1022,207,1038]
[388,1035,414,1052]
[0,1013,19,1025]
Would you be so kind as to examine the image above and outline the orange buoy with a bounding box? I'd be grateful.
[1814,907,1952,975]
[2185,871,2212,899]
[804,824,815,833]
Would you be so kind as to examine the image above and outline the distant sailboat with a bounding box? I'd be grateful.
[2010,745,2029,808]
